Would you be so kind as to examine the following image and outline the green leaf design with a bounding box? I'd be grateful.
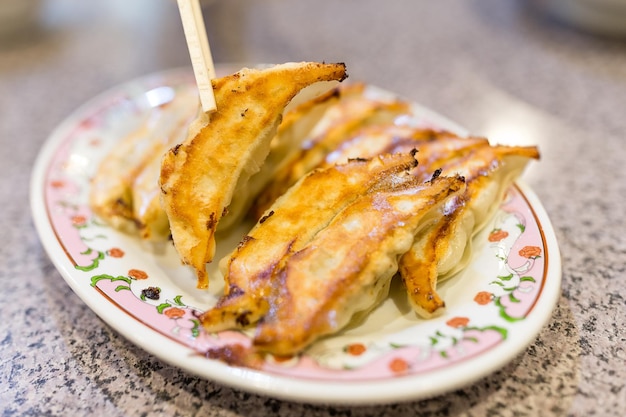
[520,276,536,283]
[90,274,132,287]
[494,296,525,323]
[465,325,508,340]
[58,201,79,211]
[481,325,508,340]
[173,295,185,306]
[156,303,172,314]
[191,319,201,338]
[82,234,108,242]
[497,273,514,281]
[114,285,131,292]
[75,249,105,272]
[509,293,521,303]
[516,223,526,233]
[91,218,108,227]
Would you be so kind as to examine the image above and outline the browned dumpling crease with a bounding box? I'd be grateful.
[251,83,412,219]
[254,175,464,356]
[399,144,540,318]
[247,113,540,318]
[159,62,348,289]
[200,152,466,356]
[210,152,423,332]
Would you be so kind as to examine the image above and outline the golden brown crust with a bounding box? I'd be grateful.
[201,152,422,332]
[254,174,465,355]
[400,143,540,317]
[228,152,420,281]
[220,83,363,231]
[159,62,348,288]
[251,83,412,219]
[199,150,466,355]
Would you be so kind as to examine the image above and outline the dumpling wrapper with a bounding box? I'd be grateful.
[159,62,348,288]
[205,152,423,333]
[399,144,540,317]
[252,175,465,356]
[89,88,199,236]
[251,83,411,219]
[199,151,466,356]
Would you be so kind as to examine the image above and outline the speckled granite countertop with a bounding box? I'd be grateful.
[1,0,625,416]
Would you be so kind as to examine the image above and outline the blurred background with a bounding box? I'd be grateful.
[2,0,625,148]
[2,0,626,173]
[1,0,625,416]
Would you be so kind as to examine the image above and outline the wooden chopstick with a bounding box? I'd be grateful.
[177,0,217,113]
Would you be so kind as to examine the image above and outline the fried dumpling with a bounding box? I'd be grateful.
[207,152,423,332]
[89,88,198,236]
[321,124,490,171]
[220,81,356,231]
[245,113,539,318]
[159,62,348,288]
[131,102,199,241]
[252,175,464,356]
[199,152,466,356]
[251,83,412,219]
[399,143,540,318]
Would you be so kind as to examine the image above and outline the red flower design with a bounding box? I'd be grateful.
[164,307,186,319]
[389,357,409,374]
[50,180,65,189]
[345,343,367,356]
[128,269,148,280]
[107,248,125,258]
[474,291,493,305]
[71,215,87,227]
[446,316,470,328]
[488,229,509,242]
[519,245,541,259]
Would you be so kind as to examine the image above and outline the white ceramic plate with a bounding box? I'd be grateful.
[30,67,561,405]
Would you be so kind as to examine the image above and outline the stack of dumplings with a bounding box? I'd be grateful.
[89,62,539,356]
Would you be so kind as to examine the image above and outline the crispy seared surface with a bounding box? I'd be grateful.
[159,62,348,288]
[200,152,465,355]
[251,109,540,319]
[252,84,412,218]
[219,82,355,231]
[400,144,540,317]
[203,152,422,332]
[253,175,465,355]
